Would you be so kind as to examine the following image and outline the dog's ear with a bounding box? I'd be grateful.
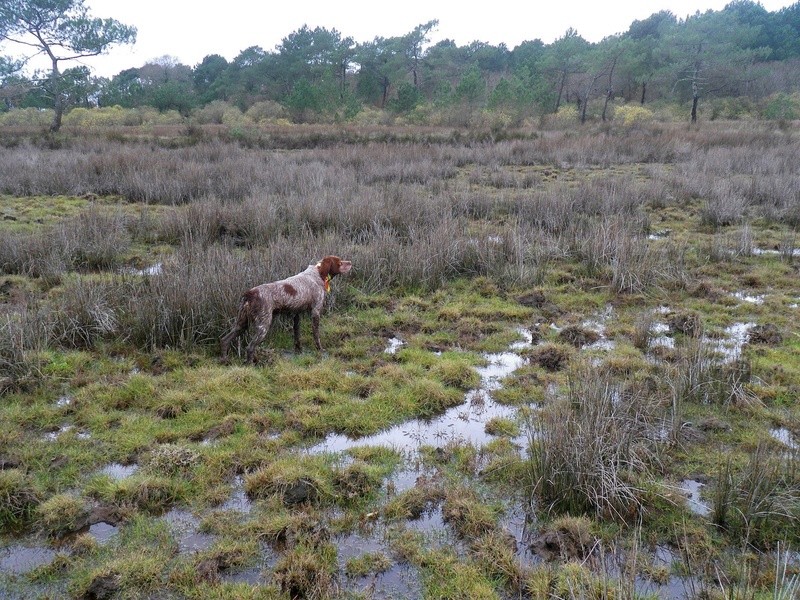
[316,256,334,280]
[318,256,351,277]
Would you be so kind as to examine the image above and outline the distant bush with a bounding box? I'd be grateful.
[64,106,131,127]
[612,104,655,126]
[760,92,800,120]
[708,96,757,120]
[244,100,288,123]
[546,105,579,127]
[192,100,246,126]
[0,107,52,127]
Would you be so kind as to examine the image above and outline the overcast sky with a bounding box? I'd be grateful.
[7,0,798,77]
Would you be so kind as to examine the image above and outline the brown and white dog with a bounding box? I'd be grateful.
[221,256,352,363]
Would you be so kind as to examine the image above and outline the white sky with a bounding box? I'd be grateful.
[5,0,797,78]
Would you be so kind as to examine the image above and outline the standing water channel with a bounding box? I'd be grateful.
[309,327,534,491]
[305,328,537,597]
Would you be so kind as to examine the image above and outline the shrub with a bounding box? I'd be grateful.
[712,445,800,547]
[760,92,800,120]
[613,104,655,126]
[0,107,53,127]
[244,100,287,123]
[50,277,120,349]
[63,106,132,127]
[549,105,579,127]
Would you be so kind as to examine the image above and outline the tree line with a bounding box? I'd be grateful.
[3,0,800,130]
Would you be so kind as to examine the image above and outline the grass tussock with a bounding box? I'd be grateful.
[526,365,666,520]
[244,456,333,506]
[35,493,89,537]
[0,469,41,532]
[712,445,800,547]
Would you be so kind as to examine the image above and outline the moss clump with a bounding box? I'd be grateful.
[332,462,384,503]
[442,487,498,540]
[558,325,600,347]
[484,417,520,437]
[36,493,89,537]
[273,542,337,600]
[344,552,392,578]
[530,516,597,561]
[244,456,332,506]
[472,530,527,593]
[384,485,445,521]
[523,343,572,372]
[87,474,184,513]
[430,355,481,390]
[143,444,200,477]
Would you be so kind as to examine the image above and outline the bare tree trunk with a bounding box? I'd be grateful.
[601,56,618,122]
[45,51,64,133]
[554,70,567,112]
[48,56,63,132]
[640,82,647,105]
[50,96,64,132]
[602,90,612,122]
[380,77,390,109]
[690,44,702,124]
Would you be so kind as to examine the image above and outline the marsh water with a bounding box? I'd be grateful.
[0,314,773,597]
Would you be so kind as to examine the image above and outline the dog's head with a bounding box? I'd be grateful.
[316,255,352,280]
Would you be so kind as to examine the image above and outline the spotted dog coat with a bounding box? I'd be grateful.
[220,256,352,363]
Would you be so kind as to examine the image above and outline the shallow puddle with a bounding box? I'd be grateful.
[770,428,799,450]
[63,521,119,546]
[311,329,533,486]
[732,291,765,305]
[219,476,253,513]
[679,479,711,517]
[634,545,700,599]
[222,568,263,585]
[55,395,73,408]
[44,425,73,441]
[124,262,163,276]
[709,322,754,363]
[384,337,405,354]
[99,462,138,479]
[500,501,538,567]
[752,247,800,257]
[85,522,118,544]
[582,305,617,351]
[648,229,672,240]
[0,544,57,575]
[161,509,216,553]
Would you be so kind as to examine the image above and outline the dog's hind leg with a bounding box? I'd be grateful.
[245,313,272,365]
